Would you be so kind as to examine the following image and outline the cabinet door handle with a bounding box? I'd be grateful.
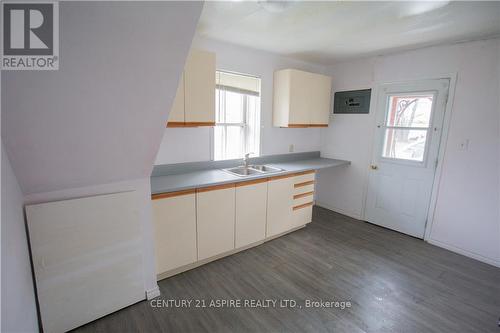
[370,165,378,170]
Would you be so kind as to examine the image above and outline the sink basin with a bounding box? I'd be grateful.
[222,165,284,177]
[251,165,283,173]
[223,166,263,177]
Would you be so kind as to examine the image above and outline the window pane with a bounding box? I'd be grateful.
[225,126,244,160]
[213,125,225,161]
[215,71,261,161]
[214,125,245,161]
[382,128,428,162]
[245,95,260,157]
[218,90,244,124]
[386,95,433,128]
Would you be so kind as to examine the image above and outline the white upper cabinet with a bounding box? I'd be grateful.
[273,69,331,128]
[167,49,216,127]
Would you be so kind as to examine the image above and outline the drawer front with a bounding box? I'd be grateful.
[292,204,313,227]
[293,171,315,184]
[293,194,314,207]
[294,184,314,195]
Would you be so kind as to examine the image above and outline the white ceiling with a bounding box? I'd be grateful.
[197,1,500,64]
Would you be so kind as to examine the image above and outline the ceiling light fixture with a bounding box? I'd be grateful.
[257,0,293,13]
[399,1,450,17]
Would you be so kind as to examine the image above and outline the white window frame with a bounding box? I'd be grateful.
[379,91,437,167]
[210,71,261,161]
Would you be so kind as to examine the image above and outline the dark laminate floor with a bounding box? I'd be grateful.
[74,207,500,333]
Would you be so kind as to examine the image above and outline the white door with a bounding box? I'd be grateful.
[365,79,449,238]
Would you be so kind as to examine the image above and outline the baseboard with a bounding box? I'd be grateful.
[145,286,161,300]
[315,201,362,220]
[428,238,500,268]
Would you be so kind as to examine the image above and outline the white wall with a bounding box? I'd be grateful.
[2,1,202,195]
[1,1,203,315]
[1,143,39,332]
[317,38,500,267]
[155,37,328,165]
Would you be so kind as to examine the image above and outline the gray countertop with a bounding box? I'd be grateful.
[151,157,350,195]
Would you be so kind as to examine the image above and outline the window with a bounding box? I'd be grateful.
[214,71,261,161]
[382,94,434,162]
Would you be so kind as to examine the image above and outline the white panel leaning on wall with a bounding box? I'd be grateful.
[25,191,145,333]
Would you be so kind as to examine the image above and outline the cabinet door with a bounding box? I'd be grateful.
[288,70,311,125]
[184,49,216,124]
[197,185,235,260]
[167,73,185,123]
[235,180,267,248]
[309,74,331,125]
[266,176,294,237]
[152,191,197,275]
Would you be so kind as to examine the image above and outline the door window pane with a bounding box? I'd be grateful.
[382,128,428,162]
[386,95,433,128]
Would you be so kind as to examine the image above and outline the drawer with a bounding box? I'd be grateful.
[293,171,315,185]
[294,184,314,195]
[292,204,313,227]
[293,193,314,207]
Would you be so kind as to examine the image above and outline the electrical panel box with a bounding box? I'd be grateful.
[333,89,371,114]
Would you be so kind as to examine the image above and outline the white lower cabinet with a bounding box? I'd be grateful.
[266,175,294,237]
[152,170,316,280]
[152,190,198,275]
[197,184,236,260]
[235,179,268,248]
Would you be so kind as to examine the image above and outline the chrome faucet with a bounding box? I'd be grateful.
[243,153,251,168]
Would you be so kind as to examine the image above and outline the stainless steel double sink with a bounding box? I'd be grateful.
[222,165,283,177]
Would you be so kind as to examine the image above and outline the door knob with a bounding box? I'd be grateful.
[370,165,378,170]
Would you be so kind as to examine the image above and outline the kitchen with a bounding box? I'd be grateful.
[2,1,500,333]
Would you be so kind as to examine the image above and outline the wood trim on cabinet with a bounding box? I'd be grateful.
[151,189,196,200]
[268,173,297,181]
[293,191,314,200]
[166,122,186,128]
[235,178,268,187]
[293,201,314,210]
[294,180,315,188]
[184,122,215,127]
[287,124,328,128]
[166,122,215,128]
[293,170,315,176]
[196,183,235,193]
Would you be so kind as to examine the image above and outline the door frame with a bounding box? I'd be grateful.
[361,73,458,241]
